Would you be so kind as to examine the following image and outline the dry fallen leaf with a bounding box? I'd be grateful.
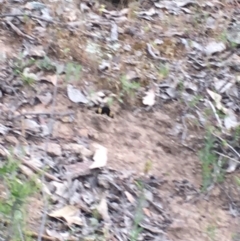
[224,109,239,130]
[48,205,82,226]
[46,229,70,241]
[226,159,239,173]
[90,144,108,169]
[204,41,226,55]
[37,92,52,106]
[67,85,89,104]
[97,196,110,222]
[207,89,227,113]
[23,68,39,81]
[124,191,135,204]
[142,89,155,106]
[41,75,58,86]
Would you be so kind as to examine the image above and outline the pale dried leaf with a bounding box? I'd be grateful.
[142,89,155,106]
[125,191,135,204]
[23,119,41,133]
[0,124,9,135]
[28,45,46,57]
[37,92,52,106]
[23,68,39,81]
[48,205,82,226]
[24,1,46,10]
[97,196,110,222]
[41,75,58,86]
[46,229,70,241]
[51,181,69,197]
[110,22,118,41]
[204,41,226,55]
[90,144,108,169]
[224,110,239,130]
[226,159,238,173]
[67,85,89,104]
[207,89,227,113]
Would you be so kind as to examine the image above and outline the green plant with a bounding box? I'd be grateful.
[130,160,153,241]
[130,180,144,241]
[37,56,56,71]
[199,131,224,191]
[218,30,238,48]
[65,62,82,82]
[188,95,203,108]
[157,63,169,79]
[118,75,140,103]
[206,224,217,241]
[21,74,36,85]
[233,126,240,143]
[0,153,40,240]
[13,55,35,76]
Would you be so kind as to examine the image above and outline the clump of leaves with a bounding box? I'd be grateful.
[118,75,140,103]
[0,153,39,240]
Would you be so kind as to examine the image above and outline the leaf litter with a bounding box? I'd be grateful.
[0,0,239,240]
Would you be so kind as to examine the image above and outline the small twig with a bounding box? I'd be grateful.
[208,100,223,129]
[214,151,240,164]
[13,111,75,120]
[212,133,240,159]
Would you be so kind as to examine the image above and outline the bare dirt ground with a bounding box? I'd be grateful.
[0,0,240,241]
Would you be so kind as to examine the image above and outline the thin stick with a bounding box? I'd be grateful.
[212,133,240,159]
[213,151,240,164]
[208,100,223,129]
